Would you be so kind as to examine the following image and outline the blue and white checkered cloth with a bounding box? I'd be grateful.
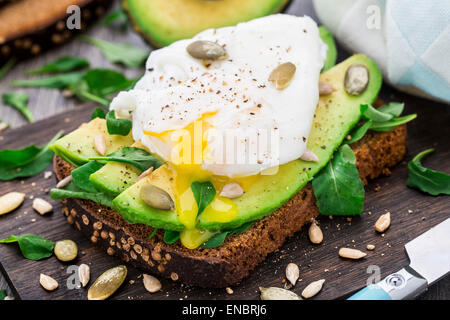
[313,0,450,103]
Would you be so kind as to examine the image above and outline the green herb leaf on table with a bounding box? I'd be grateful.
[0,289,6,300]
[79,35,149,68]
[191,181,216,216]
[2,92,34,122]
[312,144,365,216]
[71,161,104,193]
[0,57,16,81]
[89,146,163,172]
[163,230,180,244]
[0,234,54,261]
[11,72,85,89]
[90,107,107,120]
[50,181,114,207]
[99,9,128,30]
[26,56,89,75]
[407,149,450,196]
[0,130,63,181]
[105,110,132,136]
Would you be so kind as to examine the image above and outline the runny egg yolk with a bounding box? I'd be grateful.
[143,113,259,249]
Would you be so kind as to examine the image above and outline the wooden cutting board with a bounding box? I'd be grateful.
[0,87,449,300]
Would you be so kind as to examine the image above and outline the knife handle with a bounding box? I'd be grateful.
[347,267,428,300]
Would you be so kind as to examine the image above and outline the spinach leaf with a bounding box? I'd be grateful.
[84,69,135,96]
[0,57,16,81]
[163,230,180,244]
[11,72,85,89]
[50,181,114,207]
[370,114,417,132]
[2,92,34,122]
[27,56,89,75]
[105,110,132,136]
[312,144,365,216]
[346,120,372,145]
[361,104,393,122]
[89,147,163,172]
[0,130,63,181]
[90,107,107,120]
[0,290,6,300]
[0,234,54,260]
[79,35,149,68]
[201,222,253,248]
[71,161,104,192]
[407,149,450,196]
[99,9,128,30]
[191,181,216,216]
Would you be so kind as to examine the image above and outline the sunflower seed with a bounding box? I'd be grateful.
[344,64,369,95]
[308,220,323,244]
[0,121,9,132]
[259,286,301,300]
[54,240,78,262]
[40,274,58,291]
[319,81,335,96]
[88,265,127,300]
[140,184,174,210]
[366,244,376,251]
[286,263,300,286]
[143,274,162,293]
[375,212,391,233]
[137,167,154,182]
[0,192,25,215]
[78,264,90,287]
[32,198,53,215]
[220,182,244,199]
[56,175,72,189]
[301,279,325,299]
[339,248,367,260]
[300,149,319,162]
[94,134,107,156]
[269,62,296,90]
[187,40,227,60]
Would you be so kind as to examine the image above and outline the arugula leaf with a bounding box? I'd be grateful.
[0,130,63,181]
[50,181,114,207]
[370,114,417,132]
[71,161,104,192]
[407,149,450,196]
[79,35,149,68]
[85,69,135,96]
[105,110,132,136]
[89,147,163,171]
[191,181,216,216]
[27,56,89,75]
[163,230,180,244]
[0,57,16,81]
[312,144,365,216]
[11,72,85,89]
[0,234,54,260]
[91,107,107,120]
[361,104,393,122]
[378,102,404,117]
[0,290,6,300]
[99,9,128,30]
[346,120,373,145]
[70,79,111,107]
[201,222,253,248]
[2,92,34,122]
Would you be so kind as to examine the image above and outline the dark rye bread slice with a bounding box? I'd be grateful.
[0,0,111,65]
[53,125,407,288]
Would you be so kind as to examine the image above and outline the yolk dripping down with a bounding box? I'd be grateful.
[143,113,260,249]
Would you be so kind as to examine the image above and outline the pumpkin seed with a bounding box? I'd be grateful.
[0,192,25,215]
[300,149,319,162]
[286,263,300,286]
[187,40,227,60]
[308,220,323,244]
[259,286,302,300]
[375,212,391,233]
[40,274,58,291]
[339,247,367,260]
[54,240,78,262]
[143,274,162,293]
[269,62,296,90]
[88,265,127,300]
[220,182,244,199]
[140,184,174,210]
[32,198,53,215]
[301,279,325,299]
[344,64,369,95]
[78,264,90,287]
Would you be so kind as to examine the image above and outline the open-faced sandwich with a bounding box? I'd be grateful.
[49,14,414,288]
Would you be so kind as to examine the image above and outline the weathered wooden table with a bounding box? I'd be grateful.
[0,0,449,300]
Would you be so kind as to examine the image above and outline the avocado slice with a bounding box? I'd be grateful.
[49,118,134,167]
[112,54,382,231]
[122,0,290,47]
[319,26,337,71]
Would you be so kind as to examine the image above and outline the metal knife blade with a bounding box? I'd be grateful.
[405,218,450,285]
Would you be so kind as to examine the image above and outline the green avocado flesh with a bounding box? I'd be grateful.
[112,54,382,231]
[90,162,141,196]
[319,26,337,71]
[48,118,133,167]
[123,0,290,47]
